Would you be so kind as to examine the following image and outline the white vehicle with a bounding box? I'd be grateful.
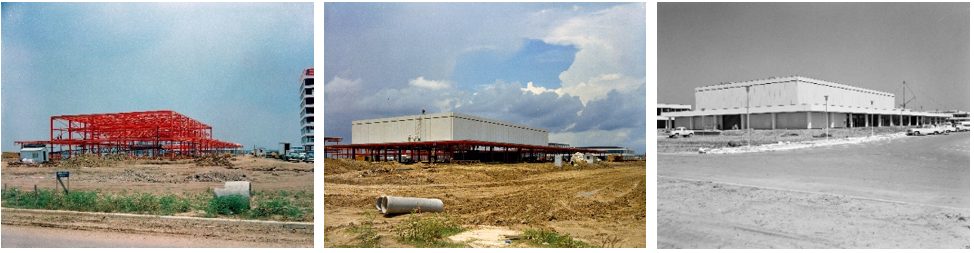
[667,127,694,138]
[956,122,971,132]
[937,124,952,135]
[907,125,941,136]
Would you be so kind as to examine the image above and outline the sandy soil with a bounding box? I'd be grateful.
[1,156,313,195]
[658,176,969,248]
[323,159,647,248]
[2,208,312,247]
[1,155,313,247]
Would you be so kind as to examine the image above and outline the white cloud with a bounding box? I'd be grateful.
[409,76,452,90]
[521,81,564,96]
[543,3,646,105]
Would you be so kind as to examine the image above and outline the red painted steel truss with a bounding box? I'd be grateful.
[15,110,241,159]
[325,140,604,163]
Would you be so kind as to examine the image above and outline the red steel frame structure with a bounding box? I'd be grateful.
[15,110,241,159]
[325,140,604,163]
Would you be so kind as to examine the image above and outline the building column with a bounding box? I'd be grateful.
[771,112,776,130]
[806,111,812,129]
[866,113,870,128]
[713,115,717,130]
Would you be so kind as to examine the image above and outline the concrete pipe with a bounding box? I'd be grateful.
[375,195,444,214]
[214,181,251,199]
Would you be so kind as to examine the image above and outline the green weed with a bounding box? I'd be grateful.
[207,195,250,215]
[342,211,380,248]
[395,212,466,247]
[522,229,593,248]
[1,187,311,221]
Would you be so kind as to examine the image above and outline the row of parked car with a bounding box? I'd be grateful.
[907,122,970,136]
[283,151,314,163]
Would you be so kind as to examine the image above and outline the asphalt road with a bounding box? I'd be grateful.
[658,132,970,208]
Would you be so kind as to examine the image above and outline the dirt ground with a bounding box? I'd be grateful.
[1,155,313,195]
[2,208,312,247]
[658,176,969,248]
[1,155,314,247]
[323,159,647,248]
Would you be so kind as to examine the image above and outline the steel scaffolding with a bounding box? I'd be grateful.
[15,110,241,159]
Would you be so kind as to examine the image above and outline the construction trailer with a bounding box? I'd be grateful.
[19,144,49,163]
[15,110,241,159]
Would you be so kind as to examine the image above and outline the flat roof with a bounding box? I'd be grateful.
[663,104,952,118]
[695,76,894,97]
[657,104,691,109]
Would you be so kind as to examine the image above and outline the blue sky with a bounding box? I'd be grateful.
[658,3,969,112]
[1,2,313,151]
[324,2,647,154]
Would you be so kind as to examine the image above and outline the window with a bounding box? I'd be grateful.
[305,98,314,105]
[305,108,313,114]
[304,79,313,86]
[305,88,313,95]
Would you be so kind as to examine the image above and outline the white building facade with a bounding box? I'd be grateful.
[352,112,548,146]
[300,68,314,152]
[657,103,691,129]
[664,76,949,130]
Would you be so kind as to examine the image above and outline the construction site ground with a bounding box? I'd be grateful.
[658,132,970,248]
[1,155,314,247]
[323,159,647,248]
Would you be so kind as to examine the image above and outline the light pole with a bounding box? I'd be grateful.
[870,100,874,137]
[825,95,829,140]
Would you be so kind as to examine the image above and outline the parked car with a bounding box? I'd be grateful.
[304,152,314,163]
[287,152,304,162]
[936,124,951,135]
[907,125,941,136]
[667,127,694,138]
[956,122,971,132]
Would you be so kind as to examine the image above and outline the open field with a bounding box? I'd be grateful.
[1,155,314,247]
[324,159,647,248]
[658,131,969,248]
[657,126,916,153]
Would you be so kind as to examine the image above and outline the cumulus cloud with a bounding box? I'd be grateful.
[521,81,564,96]
[409,76,453,90]
[542,3,646,105]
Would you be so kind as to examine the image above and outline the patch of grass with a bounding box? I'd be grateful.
[1,187,311,221]
[1,187,201,215]
[395,212,467,247]
[341,211,380,248]
[207,195,250,215]
[247,190,313,221]
[522,229,593,248]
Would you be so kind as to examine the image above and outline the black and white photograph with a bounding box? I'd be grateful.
[657,2,970,248]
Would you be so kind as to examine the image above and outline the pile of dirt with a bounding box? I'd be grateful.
[194,154,233,168]
[89,168,183,184]
[188,171,249,182]
[60,153,128,168]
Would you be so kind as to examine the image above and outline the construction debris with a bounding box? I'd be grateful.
[194,154,234,168]
[60,153,128,168]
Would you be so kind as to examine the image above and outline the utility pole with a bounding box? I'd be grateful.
[870,100,874,136]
